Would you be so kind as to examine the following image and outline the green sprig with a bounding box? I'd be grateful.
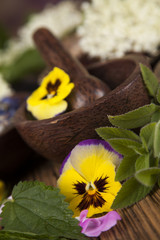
[96,64,160,209]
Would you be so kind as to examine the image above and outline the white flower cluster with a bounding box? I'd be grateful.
[0,1,82,65]
[0,74,13,100]
[77,0,160,59]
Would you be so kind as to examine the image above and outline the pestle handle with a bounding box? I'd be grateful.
[33,28,88,79]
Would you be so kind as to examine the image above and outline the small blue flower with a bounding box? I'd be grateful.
[0,97,21,133]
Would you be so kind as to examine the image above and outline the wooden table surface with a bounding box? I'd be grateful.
[4,33,159,240]
[19,155,160,240]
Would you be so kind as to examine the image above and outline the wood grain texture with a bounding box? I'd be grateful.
[23,158,160,240]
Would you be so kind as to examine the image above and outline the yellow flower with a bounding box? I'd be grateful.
[27,67,74,120]
[0,181,5,202]
[57,139,122,217]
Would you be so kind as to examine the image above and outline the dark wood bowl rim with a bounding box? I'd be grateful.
[14,54,149,127]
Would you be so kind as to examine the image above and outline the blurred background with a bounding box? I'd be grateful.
[0,0,65,36]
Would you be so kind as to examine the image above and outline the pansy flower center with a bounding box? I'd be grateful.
[73,176,109,212]
[45,79,61,99]
[86,182,96,195]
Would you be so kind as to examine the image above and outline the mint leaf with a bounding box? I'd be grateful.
[108,104,159,129]
[140,64,159,98]
[156,86,160,104]
[107,138,142,156]
[96,127,140,141]
[115,154,138,181]
[112,177,152,209]
[151,110,160,122]
[135,154,150,171]
[135,167,160,187]
[154,120,160,158]
[140,122,156,151]
[1,181,87,240]
[0,231,65,240]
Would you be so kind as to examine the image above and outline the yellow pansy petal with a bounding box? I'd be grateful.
[69,191,115,218]
[57,168,87,202]
[48,82,74,105]
[107,177,122,196]
[70,143,120,182]
[69,195,83,217]
[53,67,70,85]
[87,192,115,217]
[27,100,67,120]
[93,161,116,182]
[27,87,47,107]
[41,67,70,89]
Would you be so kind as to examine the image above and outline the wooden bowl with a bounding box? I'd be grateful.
[14,53,150,163]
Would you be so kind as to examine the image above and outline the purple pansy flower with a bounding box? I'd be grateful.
[79,209,121,237]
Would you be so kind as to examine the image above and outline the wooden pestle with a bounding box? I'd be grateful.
[33,28,110,109]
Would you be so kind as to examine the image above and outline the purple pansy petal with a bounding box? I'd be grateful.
[59,152,71,174]
[79,210,121,237]
[60,139,123,173]
[79,209,88,222]
[80,218,102,237]
[100,211,121,232]
[79,139,123,159]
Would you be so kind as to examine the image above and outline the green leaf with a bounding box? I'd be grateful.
[135,154,150,171]
[151,110,160,122]
[96,127,140,142]
[107,138,142,156]
[133,147,146,156]
[108,104,159,129]
[140,122,156,151]
[1,181,87,240]
[156,86,160,104]
[0,48,45,83]
[115,154,139,181]
[140,63,159,98]
[135,167,160,187]
[0,231,66,240]
[112,177,152,209]
[154,120,160,158]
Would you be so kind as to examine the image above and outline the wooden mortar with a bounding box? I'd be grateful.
[14,30,150,163]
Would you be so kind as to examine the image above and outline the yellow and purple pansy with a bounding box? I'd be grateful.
[57,139,122,218]
[27,67,74,120]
